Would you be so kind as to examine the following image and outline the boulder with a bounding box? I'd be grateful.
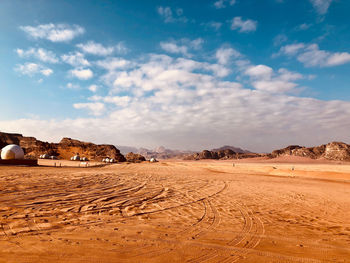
[323,142,350,161]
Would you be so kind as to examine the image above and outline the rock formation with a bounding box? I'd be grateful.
[135,146,194,159]
[211,145,250,154]
[269,142,350,161]
[125,152,146,163]
[184,149,260,160]
[0,132,125,162]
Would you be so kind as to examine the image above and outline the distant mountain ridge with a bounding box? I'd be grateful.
[116,145,250,159]
[184,142,350,161]
[117,145,195,159]
[2,131,350,162]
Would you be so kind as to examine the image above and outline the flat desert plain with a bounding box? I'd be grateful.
[0,160,349,263]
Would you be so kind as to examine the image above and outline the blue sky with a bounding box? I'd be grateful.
[0,0,350,152]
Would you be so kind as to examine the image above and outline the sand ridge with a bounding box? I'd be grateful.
[0,161,349,262]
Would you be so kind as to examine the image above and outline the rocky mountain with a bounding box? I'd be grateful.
[184,149,261,160]
[211,145,251,154]
[125,152,146,163]
[117,145,139,155]
[269,142,350,161]
[0,132,125,162]
[186,142,350,162]
[119,146,195,159]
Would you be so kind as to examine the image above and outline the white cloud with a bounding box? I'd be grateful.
[216,46,241,65]
[278,43,306,56]
[160,42,189,57]
[327,52,350,66]
[278,43,350,67]
[16,48,58,63]
[61,52,90,67]
[214,0,235,9]
[19,23,84,42]
[77,41,113,56]
[73,102,105,116]
[157,6,188,23]
[230,17,257,33]
[96,57,133,72]
[41,68,53,76]
[160,38,203,57]
[15,63,40,76]
[245,65,303,93]
[310,0,333,14]
[4,51,350,152]
[76,41,128,56]
[245,65,273,79]
[70,68,93,80]
[97,96,132,107]
[15,62,53,77]
[88,84,99,92]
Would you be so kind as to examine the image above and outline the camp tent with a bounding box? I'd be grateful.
[1,144,24,160]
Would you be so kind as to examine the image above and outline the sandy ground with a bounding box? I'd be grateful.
[0,160,349,262]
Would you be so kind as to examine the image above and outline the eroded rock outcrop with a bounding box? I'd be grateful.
[269,142,350,161]
[125,152,146,163]
[0,132,125,162]
[184,149,260,160]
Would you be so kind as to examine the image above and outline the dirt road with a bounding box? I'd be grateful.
[0,161,349,262]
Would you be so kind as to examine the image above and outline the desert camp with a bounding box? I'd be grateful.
[1,0,350,262]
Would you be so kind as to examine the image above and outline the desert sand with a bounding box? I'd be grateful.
[0,160,349,262]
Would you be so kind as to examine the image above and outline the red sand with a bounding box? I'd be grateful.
[0,159,349,262]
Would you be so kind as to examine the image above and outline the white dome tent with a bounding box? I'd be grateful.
[72,155,80,161]
[1,144,24,160]
[40,154,50,159]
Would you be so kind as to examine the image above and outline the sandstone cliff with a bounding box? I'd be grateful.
[269,142,350,161]
[0,132,125,162]
[184,149,261,160]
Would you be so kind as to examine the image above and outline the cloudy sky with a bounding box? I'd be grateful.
[1,0,350,152]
